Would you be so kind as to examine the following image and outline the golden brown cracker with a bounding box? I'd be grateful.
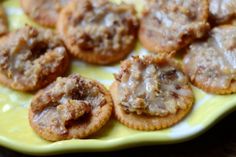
[57,0,139,65]
[139,0,209,54]
[0,26,69,91]
[20,0,70,27]
[29,74,113,141]
[110,82,193,130]
[183,25,236,94]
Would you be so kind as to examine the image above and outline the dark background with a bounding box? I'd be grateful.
[0,111,235,157]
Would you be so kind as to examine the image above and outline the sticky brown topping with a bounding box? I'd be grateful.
[209,0,236,24]
[184,26,236,91]
[24,0,70,26]
[64,0,139,55]
[31,74,106,134]
[141,0,209,52]
[0,5,8,36]
[56,100,91,127]
[0,26,67,90]
[115,56,192,116]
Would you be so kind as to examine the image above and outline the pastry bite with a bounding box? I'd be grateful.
[110,55,194,130]
[20,0,70,27]
[0,5,8,35]
[209,0,236,24]
[0,26,69,91]
[57,0,139,65]
[184,25,236,94]
[29,74,113,141]
[139,0,209,54]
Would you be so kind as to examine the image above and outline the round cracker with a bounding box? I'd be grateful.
[29,74,113,141]
[20,0,70,27]
[139,0,209,54]
[0,26,69,91]
[110,82,193,130]
[183,25,236,94]
[57,0,139,65]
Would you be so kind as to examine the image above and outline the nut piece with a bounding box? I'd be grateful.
[57,100,91,126]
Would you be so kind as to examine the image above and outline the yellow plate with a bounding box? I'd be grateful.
[0,0,236,155]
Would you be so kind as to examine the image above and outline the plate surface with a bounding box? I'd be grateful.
[0,0,236,155]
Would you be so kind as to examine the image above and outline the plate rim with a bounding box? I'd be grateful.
[0,102,235,155]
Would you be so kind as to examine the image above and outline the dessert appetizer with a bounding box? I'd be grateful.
[0,26,69,91]
[20,0,70,27]
[29,74,113,141]
[184,25,236,94]
[57,0,139,65]
[110,55,194,130]
[139,0,209,54]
